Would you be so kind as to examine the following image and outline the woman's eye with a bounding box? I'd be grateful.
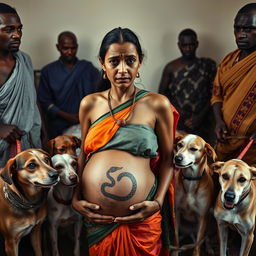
[109,59,119,66]
[126,57,136,65]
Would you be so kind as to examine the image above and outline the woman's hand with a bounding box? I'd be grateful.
[72,198,115,224]
[114,200,161,224]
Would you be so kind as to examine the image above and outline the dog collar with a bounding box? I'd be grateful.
[182,169,205,181]
[53,190,72,205]
[3,183,47,210]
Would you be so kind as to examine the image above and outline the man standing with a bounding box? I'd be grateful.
[159,29,216,143]
[38,31,99,139]
[211,3,256,165]
[0,3,41,167]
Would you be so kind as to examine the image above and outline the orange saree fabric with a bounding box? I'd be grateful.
[211,49,256,164]
[89,212,162,256]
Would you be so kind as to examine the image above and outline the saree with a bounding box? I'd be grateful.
[211,49,256,164]
[0,51,41,167]
[84,90,179,255]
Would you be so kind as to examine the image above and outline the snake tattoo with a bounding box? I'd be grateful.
[101,166,137,201]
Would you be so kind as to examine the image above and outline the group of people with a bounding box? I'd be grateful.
[0,1,256,255]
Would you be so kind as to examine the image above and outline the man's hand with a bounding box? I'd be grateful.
[58,111,79,124]
[0,124,25,143]
[215,120,228,143]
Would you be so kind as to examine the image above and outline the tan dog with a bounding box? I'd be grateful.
[0,149,59,256]
[212,159,256,256]
[46,135,81,156]
[47,154,82,256]
[173,134,216,256]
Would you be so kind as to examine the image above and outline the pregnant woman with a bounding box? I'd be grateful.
[72,27,178,255]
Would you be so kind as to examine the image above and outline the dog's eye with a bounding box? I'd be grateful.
[238,177,246,183]
[222,174,229,180]
[71,161,78,168]
[190,147,198,152]
[177,143,183,148]
[54,164,64,170]
[59,148,65,152]
[27,163,37,170]
[44,157,50,163]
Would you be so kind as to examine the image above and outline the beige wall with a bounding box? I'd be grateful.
[5,0,250,91]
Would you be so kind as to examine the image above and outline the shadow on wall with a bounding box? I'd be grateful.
[199,34,223,64]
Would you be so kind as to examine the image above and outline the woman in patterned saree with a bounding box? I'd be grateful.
[72,27,178,256]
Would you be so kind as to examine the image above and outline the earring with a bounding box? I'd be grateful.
[136,72,140,78]
[103,71,107,79]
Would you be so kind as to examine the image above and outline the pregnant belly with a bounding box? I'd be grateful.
[81,150,155,217]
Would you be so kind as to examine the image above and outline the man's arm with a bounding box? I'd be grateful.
[158,64,173,95]
[0,123,24,143]
[212,102,228,142]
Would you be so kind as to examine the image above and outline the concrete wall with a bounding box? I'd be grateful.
[5,0,250,91]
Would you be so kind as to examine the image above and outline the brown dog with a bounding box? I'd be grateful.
[0,149,59,256]
[46,135,81,156]
[173,134,216,256]
[213,159,256,256]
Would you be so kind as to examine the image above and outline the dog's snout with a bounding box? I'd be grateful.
[175,155,183,163]
[48,171,59,179]
[69,174,78,183]
[224,190,235,202]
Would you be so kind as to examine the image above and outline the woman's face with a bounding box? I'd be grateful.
[101,42,141,89]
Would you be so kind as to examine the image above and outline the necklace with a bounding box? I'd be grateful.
[108,88,137,126]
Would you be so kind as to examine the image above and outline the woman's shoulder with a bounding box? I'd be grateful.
[80,91,108,110]
[141,91,171,109]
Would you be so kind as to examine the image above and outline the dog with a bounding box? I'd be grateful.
[173,134,216,256]
[47,154,82,256]
[212,159,256,256]
[46,135,81,156]
[0,149,59,256]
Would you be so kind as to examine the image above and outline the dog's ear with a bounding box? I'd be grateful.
[211,161,225,174]
[250,166,256,180]
[72,136,81,148]
[46,139,55,156]
[0,157,16,185]
[205,143,217,161]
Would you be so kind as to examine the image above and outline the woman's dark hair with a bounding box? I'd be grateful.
[97,27,144,92]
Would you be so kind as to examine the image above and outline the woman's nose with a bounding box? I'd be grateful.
[118,61,128,73]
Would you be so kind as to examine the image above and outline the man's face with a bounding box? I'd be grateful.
[178,35,198,60]
[0,13,22,53]
[234,12,256,51]
[56,35,78,63]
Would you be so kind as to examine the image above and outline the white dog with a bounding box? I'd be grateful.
[47,154,82,256]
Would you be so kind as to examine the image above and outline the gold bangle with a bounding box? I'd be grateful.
[154,199,162,211]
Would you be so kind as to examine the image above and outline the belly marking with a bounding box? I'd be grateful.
[101,166,137,201]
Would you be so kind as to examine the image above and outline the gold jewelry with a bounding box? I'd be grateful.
[136,72,140,78]
[103,71,107,79]
[108,88,137,126]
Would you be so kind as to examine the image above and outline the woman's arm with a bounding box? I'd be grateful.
[72,95,114,223]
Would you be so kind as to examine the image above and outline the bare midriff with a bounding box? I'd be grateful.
[81,150,155,217]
